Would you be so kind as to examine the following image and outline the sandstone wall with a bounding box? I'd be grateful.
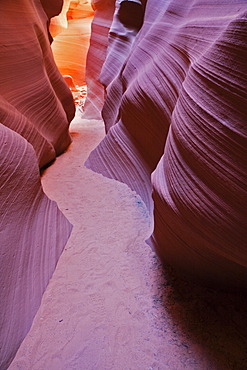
[86,0,247,289]
[0,124,72,369]
[83,0,116,119]
[0,1,74,367]
[50,0,94,87]
[0,0,75,168]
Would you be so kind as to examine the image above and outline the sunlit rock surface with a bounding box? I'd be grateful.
[0,124,72,370]
[86,0,247,288]
[50,0,94,86]
[0,0,75,168]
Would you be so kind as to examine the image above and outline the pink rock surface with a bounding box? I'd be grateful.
[99,0,144,88]
[83,0,115,119]
[0,0,75,168]
[0,1,75,367]
[86,0,247,288]
[0,124,72,369]
[8,117,247,370]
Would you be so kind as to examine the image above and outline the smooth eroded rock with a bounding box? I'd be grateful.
[86,0,247,289]
[83,0,115,119]
[50,0,94,86]
[0,0,75,168]
[0,124,72,369]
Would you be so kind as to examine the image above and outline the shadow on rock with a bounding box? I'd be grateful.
[151,258,247,370]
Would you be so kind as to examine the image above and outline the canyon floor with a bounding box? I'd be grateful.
[9,113,247,370]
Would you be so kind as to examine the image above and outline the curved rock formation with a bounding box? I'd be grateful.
[0,124,72,369]
[86,0,247,289]
[99,0,145,88]
[49,0,71,38]
[152,9,247,288]
[0,0,75,168]
[40,0,63,19]
[0,1,75,367]
[50,0,94,86]
[83,0,115,118]
[40,0,64,42]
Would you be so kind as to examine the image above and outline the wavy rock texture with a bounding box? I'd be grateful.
[50,0,94,86]
[0,124,72,369]
[0,0,75,168]
[0,1,75,367]
[99,0,145,88]
[83,0,115,119]
[86,0,247,289]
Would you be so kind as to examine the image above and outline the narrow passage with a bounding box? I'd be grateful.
[9,114,247,370]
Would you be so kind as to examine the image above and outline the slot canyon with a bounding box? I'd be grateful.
[0,0,247,369]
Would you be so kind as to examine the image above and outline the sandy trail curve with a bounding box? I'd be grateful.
[9,115,247,370]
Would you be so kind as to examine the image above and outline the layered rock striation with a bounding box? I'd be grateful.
[83,0,116,118]
[86,0,247,289]
[50,0,94,87]
[0,125,72,369]
[0,1,74,367]
[0,0,75,168]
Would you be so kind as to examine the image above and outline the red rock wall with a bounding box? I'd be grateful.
[86,0,247,289]
[0,1,73,367]
[40,0,64,19]
[0,0,75,168]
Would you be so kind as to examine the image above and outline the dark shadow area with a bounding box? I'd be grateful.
[118,1,145,30]
[40,159,56,176]
[152,258,247,369]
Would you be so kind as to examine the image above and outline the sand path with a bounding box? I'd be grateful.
[9,115,247,370]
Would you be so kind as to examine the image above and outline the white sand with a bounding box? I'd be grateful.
[9,114,247,370]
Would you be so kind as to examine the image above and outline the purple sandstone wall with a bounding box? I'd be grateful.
[83,0,116,119]
[86,0,247,289]
[0,1,74,368]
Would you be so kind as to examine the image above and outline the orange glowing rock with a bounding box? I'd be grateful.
[51,1,94,86]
